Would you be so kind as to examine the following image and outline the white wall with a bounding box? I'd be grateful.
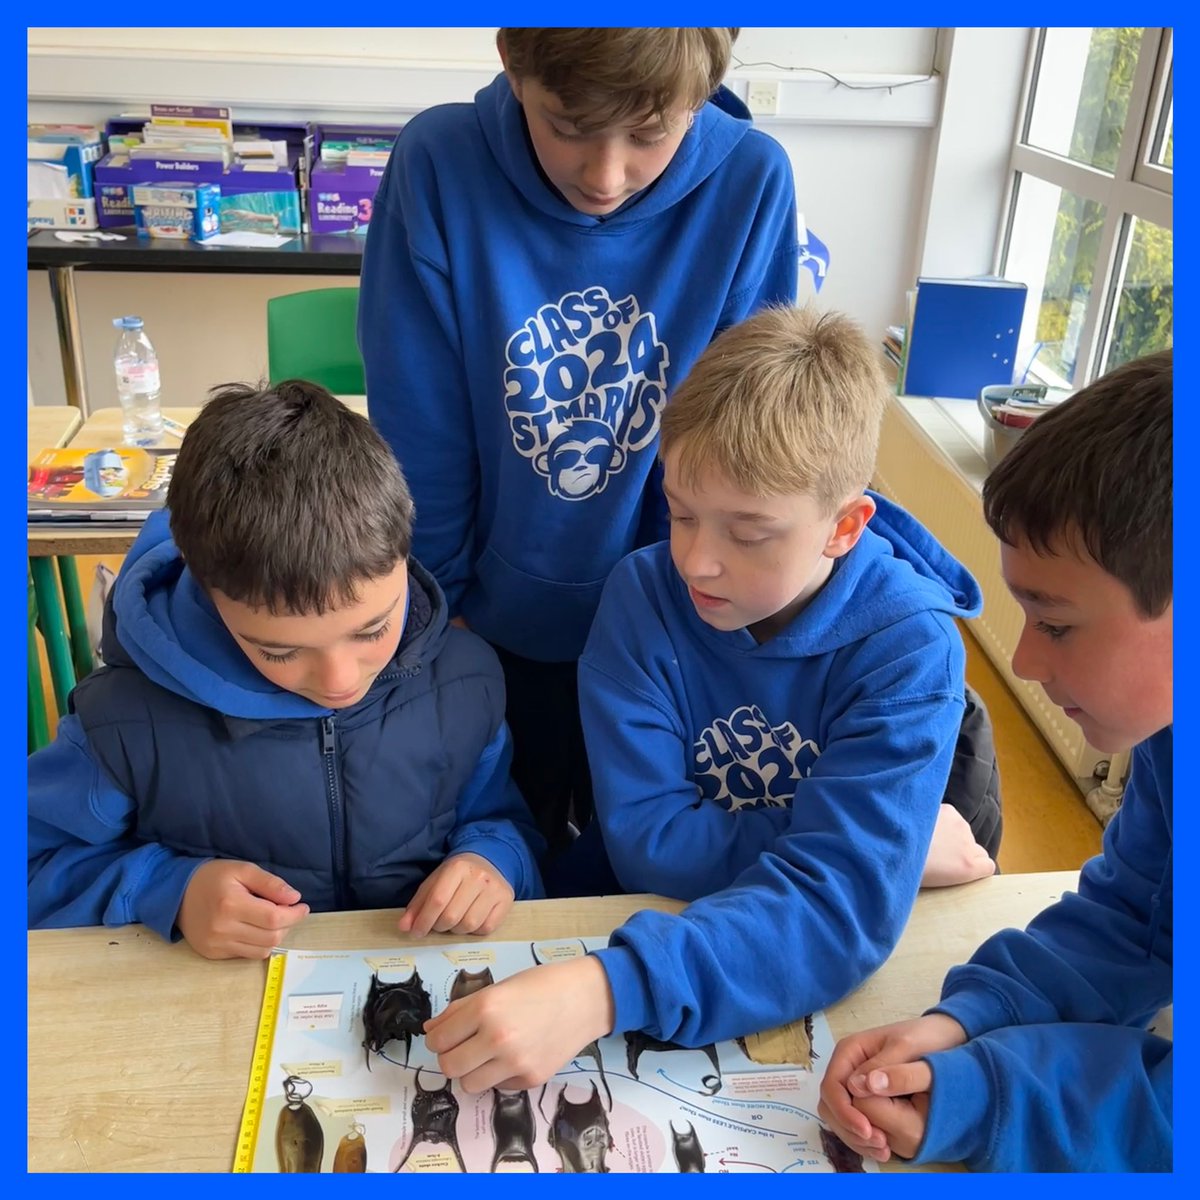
[28,27,940,410]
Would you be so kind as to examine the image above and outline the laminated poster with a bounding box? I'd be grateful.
[237,937,875,1174]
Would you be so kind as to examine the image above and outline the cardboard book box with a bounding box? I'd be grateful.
[96,117,305,234]
[28,126,104,230]
[306,123,402,234]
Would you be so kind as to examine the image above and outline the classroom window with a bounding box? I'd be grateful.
[998,28,1172,388]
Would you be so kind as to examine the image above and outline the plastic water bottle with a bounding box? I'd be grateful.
[112,316,164,444]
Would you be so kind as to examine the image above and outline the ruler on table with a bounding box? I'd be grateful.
[232,950,288,1172]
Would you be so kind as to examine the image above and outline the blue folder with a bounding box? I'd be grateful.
[902,277,1028,400]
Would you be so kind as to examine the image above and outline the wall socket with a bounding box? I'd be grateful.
[747,80,780,116]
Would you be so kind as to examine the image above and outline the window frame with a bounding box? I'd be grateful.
[995,27,1172,387]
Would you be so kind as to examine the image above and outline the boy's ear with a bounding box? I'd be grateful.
[824,493,876,559]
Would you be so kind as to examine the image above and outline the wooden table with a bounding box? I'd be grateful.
[28,871,1078,1173]
[27,405,81,463]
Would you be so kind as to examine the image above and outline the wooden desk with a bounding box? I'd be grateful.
[27,871,1078,1173]
[27,398,369,558]
[27,405,81,462]
[27,227,365,417]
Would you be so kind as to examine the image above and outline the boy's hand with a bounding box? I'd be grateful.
[176,860,309,960]
[843,1060,935,1161]
[817,1014,965,1159]
[398,852,514,936]
[920,804,996,888]
[424,956,615,1092]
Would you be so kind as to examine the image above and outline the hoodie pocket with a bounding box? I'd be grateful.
[463,544,608,662]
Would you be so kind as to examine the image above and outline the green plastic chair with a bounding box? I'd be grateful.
[266,287,366,395]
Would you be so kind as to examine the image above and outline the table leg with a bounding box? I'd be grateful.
[48,265,89,417]
[28,581,51,754]
[57,556,94,680]
[30,557,76,717]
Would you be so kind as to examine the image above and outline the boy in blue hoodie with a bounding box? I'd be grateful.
[817,350,1172,1172]
[359,27,803,853]
[27,381,544,959]
[421,306,998,1091]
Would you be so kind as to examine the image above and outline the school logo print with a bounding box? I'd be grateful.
[503,286,670,500]
[693,705,822,810]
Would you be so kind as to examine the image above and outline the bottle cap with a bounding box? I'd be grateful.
[113,316,144,330]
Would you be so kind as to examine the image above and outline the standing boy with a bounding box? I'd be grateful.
[359,28,803,851]
[818,350,1172,1172]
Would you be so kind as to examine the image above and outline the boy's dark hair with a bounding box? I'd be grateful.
[168,380,414,614]
[983,349,1172,618]
[498,28,738,132]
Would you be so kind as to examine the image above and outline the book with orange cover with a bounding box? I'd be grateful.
[27,445,176,521]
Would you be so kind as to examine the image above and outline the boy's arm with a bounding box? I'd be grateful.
[930,731,1172,1039]
[358,146,478,612]
[28,716,210,941]
[591,642,964,1045]
[913,1022,1172,1171]
[427,652,964,1088]
[445,721,546,901]
[579,657,794,899]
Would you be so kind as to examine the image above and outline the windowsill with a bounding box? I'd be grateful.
[892,393,992,493]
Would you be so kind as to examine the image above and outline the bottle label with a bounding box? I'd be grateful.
[117,363,161,394]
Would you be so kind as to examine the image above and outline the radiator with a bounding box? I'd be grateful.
[873,398,1105,783]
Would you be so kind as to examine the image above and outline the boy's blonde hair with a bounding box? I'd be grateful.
[660,306,890,514]
[498,28,737,132]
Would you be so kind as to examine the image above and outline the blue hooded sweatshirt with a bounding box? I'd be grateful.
[27,511,545,942]
[359,73,800,663]
[910,726,1172,1172]
[582,494,982,1040]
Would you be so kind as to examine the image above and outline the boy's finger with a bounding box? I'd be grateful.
[399,875,437,932]
[431,880,474,933]
[240,863,301,905]
[816,1097,878,1147]
[423,1000,479,1053]
[854,1095,925,1159]
[434,1033,494,1083]
[456,1055,516,1095]
[866,1060,933,1097]
[241,895,309,935]
[820,1080,875,1140]
[474,899,508,936]
[408,888,450,936]
[424,997,464,1033]
[453,891,496,935]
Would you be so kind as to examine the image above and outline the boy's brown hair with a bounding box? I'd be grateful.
[983,349,1172,618]
[660,305,891,514]
[498,28,737,132]
[168,380,415,615]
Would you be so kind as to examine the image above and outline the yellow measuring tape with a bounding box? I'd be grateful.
[232,950,288,1173]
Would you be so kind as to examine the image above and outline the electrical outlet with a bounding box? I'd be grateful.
[747,80,779,116]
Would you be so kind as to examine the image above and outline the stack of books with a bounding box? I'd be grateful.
[28,446,177,529]
[979,383,1072,427]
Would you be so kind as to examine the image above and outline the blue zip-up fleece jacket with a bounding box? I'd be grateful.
[584,494,982,1041]
[359,73,800,663]
[27,512,545,941]
[912,726,1172,1172]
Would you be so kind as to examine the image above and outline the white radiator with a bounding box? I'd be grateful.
[873,398,1105,783]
